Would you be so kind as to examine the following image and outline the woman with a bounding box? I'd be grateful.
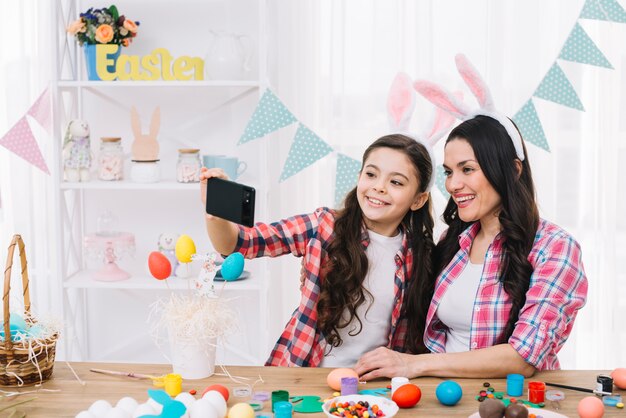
[355,115,588,379]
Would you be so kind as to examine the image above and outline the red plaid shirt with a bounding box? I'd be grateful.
[424,219,588,370]
[235,207,413,367]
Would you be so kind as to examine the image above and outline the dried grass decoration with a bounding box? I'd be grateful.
[148,252,238,379]
[1,235,61,386]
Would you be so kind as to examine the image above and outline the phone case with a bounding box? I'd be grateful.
[205,178,255,227]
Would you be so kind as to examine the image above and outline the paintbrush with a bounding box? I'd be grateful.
[89,368,161,380]
[545,382,612,396]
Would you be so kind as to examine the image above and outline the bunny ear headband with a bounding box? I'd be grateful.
[413,53,525,161]
[387,72,456,191]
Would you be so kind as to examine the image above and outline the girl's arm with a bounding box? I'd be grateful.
[200,167,239,254]
[355,344,535,381]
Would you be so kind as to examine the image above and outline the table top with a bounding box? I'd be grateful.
[3,362,624,417]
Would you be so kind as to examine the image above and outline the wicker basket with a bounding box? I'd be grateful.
[0,234,58,386]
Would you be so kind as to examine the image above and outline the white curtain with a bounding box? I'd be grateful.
[267,0,626,369]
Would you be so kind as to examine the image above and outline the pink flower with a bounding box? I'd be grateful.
[95,24,114,44]
[66,19,86,35]
[123,19,138,33]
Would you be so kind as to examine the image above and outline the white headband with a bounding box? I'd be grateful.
[387,72,456,191]
[413,54,525,161]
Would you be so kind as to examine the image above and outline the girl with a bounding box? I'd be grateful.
[200,134,435,367]
[355,55,588,379]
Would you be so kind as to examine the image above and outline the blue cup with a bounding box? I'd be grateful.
[202,154,225,169]
[506,373,524,397]
[213,155,247,180]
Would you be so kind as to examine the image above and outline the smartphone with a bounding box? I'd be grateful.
[205,178,256,227]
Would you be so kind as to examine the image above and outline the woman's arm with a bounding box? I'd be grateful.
[200,167,240,254]
[354,344,536,381]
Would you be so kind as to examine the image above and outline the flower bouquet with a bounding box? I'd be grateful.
[66,5,140,80]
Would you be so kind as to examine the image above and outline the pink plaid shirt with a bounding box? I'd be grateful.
[424,219,587,370]
[235,207,413,367]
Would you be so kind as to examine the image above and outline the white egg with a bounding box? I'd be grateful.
[202,391,227,418]
[146,398,163,414]
[88,400,113,417]
[115,397,138,414]
[75,411,95,418]
[104,407,130,418]
[175,392,197,409]
[190,398,219,418]
[131,403,155,418]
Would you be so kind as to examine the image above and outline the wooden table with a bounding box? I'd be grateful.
[3,363,624,417]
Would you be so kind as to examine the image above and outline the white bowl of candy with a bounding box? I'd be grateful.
[322,394,399,417]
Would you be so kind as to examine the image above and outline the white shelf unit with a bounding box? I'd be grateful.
[52,0,270,366]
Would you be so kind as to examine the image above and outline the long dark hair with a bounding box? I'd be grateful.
[425,115,540,344]
[317,134,435,350]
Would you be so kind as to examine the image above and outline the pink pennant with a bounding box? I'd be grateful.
[0,116,50,174]
[27,88,52,135]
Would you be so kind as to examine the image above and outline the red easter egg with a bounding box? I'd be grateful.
[148,251,171,280]
[392,383,421,408]
[203,384,229,401]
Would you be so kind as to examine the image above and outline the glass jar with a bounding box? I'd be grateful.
[177,149,201,183]
[98,137,124,180]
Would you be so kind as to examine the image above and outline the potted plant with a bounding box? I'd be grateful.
[66,5,140,80]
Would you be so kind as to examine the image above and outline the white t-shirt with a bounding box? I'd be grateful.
[437,262,484,353]
[320,229,402,367]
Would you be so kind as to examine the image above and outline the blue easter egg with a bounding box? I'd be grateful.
[0,324,24,342]
[220,252,244,281]
[436,380,463,406]
[9,314,27,330]
[27,324,44,338]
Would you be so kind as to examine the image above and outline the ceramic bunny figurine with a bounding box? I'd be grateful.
[130,106,161,161]
[62,119,92,182]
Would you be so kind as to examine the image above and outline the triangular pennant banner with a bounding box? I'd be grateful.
[559,23,613,68]
[600,0,626,22]
[533,63,585,111]
[27,88,53,134]
[238,89,297,144]
[279,123,333,182]
[513,99,550,152]
[435,166,448,198]
[334,153,361,207]
[0,117,50,174]
[580,0,609,20]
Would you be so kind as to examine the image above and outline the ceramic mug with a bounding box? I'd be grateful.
[202,154,226,169]
[212,156,247,180]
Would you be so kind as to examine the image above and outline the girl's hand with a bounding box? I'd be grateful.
[354,347,414,381]
[200,167,229,218]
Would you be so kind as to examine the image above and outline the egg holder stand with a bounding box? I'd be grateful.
[83,232,135,282]
[1,234,59,386]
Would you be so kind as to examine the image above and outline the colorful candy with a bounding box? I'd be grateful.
[327,400,387,417]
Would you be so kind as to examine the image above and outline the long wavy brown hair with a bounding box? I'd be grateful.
[317,134,435,352]
[410,115,540,347]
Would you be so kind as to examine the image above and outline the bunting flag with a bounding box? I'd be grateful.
[581,0,626,22]
[26,88,53,134]
[513,99,550,151]
[580,0,609,20]
[435,166,448,198]
[0,117,50,174]
[279,123,333,182]
[238,89,297,144]
[334,153,361,206]
[533,63,585,111]
[559,23,613,68]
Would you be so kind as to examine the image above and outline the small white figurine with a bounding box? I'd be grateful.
[62,119,92,182]
[157,232,184,278]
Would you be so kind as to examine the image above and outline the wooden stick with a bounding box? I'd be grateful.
[89,368,158,380]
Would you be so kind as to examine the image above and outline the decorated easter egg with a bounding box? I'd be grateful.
[435,380,463,406]
[392,383,421,408]
[220,252,244,281]
[227,402,255,418]
[203,384,230,401]
[203,390,227,417]
[190,398,219,418]
[504,402,529,418]
[612,367,626,389]
[148,251,172,280]
[326,368,359,391]
[577,396,604,418]
[175,234,196,263]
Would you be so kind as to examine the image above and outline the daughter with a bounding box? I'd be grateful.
[200,134,435,366]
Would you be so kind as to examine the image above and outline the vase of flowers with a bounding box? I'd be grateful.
[66,5,140,81]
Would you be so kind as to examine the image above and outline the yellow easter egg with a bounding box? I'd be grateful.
[227,402,255,418]
[175,234,196,263]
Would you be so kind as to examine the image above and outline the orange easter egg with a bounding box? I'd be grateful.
[612,367,626,389]
[577,396,604,418]
[326,368,358,391]
[392,383,421,408]
[203,384,229,401]
[148,251,171,280]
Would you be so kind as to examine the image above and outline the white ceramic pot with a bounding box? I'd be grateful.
[130,161,160,183]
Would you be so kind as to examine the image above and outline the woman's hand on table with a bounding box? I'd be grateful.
[354,347,416,381]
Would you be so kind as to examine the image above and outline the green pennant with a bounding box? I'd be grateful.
[533,63,585,111]
[279,123,333,182]
[334,153,361,207]
[559,23,612,68]
[513,99,550,152]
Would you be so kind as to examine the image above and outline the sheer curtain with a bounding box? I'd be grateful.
[0,1,58,318]
[267,0,626,368]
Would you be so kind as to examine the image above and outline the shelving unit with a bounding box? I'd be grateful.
[52,0,270,366]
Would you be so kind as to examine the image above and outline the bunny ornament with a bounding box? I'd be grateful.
[387,71,458,190]
[62,119,92,182]
[129,106,161,183]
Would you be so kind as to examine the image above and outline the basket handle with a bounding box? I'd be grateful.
[3,234,32,352]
